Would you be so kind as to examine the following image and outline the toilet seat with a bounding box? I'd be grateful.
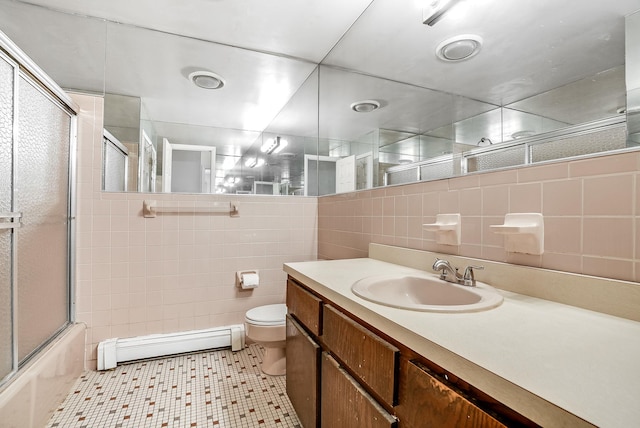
[245,304,287,326]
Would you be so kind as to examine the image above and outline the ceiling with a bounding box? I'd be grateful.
[0,0,638,190]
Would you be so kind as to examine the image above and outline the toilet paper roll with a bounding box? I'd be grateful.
[241,273,259,289]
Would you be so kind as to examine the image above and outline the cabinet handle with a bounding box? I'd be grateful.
[0,212,22,230]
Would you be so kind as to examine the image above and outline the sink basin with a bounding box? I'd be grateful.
[351,273,503,313]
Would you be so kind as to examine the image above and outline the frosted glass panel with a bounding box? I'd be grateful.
[387,167,418,185]
[531,125,627,163]
[16,77,70,362]
[466,146,526,173]
[420,159,456,181]
[103,138,127,192]
[0,56,14,380]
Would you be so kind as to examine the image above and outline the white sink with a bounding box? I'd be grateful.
[351,273,503,313]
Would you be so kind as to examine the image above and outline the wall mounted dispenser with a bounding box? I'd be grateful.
[236,271,260,289]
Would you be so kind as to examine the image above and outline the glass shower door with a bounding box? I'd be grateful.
[0,50,15,383]
[0,31,75,387]
[16,75,72,363]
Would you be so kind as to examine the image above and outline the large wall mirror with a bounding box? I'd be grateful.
[0,0,638,196]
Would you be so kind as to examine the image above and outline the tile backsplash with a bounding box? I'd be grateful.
[319,150,640,284]
[71,93,317,369]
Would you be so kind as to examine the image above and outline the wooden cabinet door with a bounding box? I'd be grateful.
[397,360,507,428]
[286,315,321,428]
[321,352,397,428]
[323,305,399,406]
[287,278,323,336]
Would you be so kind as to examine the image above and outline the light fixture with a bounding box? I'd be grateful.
[422,0,462,26]
[511,130,536,139]
[350,100,380,113]
[188,71,225,89]
[260,136,289,154]
[244,157,265,168]
[436,34,483,62]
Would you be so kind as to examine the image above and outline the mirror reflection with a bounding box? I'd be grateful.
[0,0,637,196]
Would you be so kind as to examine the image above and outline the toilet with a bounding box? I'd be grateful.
[244,304,287,376]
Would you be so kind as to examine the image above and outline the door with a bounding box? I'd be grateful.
[0,48,73,375]
[286,315,320,428]
[0,50,16,384]
[162,137,173,192]
[304,155,339,196]
[138,129,156,192]
[336,155,356,193]
[162,138,216,193]
[397,360,507,428]
[356,151,374,190]
[103,129,128,192]
[16,74,72,362]
[0,34,74,388]
[321,352,397,428]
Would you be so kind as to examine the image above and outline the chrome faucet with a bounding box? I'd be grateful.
[432,258,484,287]
[432,258,462,284]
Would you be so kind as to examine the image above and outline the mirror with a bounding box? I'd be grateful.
[99,20,318,195]
[0,0,637,196]
[627,10,640,144]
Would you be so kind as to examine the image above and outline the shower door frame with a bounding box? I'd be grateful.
[0,32,78,386]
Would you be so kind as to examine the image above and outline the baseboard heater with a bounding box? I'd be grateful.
[97,324,245,370]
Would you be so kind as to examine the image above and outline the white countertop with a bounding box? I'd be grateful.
[284,257,640,428]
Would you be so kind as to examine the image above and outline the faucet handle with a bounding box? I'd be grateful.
[462,265,484,286]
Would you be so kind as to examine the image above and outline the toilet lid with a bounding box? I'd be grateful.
[245,304,287,326]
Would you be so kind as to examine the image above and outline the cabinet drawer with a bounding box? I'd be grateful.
[321,352,397,428]
[287,278,323,336]
[286,315,320,428]
[398,360,507,428]
[322,305,399,406]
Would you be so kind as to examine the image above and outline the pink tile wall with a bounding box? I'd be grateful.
[71,93,317,369]
[319,151,640,284]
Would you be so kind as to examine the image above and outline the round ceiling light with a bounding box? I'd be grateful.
[188,71,225,89]
[511,130,536,139]
[350,100,381,113]
[436,34,483,62]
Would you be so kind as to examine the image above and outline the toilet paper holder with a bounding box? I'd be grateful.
[236,270,260,289]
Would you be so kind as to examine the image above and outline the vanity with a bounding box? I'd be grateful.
[283,244,640,427]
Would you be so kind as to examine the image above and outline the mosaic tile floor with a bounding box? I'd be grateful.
[47,344,301,428]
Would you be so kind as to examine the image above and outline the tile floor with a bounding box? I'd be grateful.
[46,344,301,428]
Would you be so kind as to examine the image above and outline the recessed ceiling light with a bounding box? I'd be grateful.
[511,130,536,139]
[188,71,225,89]
[436,34,483,62]
[350,100,381,113]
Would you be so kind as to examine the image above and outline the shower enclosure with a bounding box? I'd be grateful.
[0,32,76,386]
